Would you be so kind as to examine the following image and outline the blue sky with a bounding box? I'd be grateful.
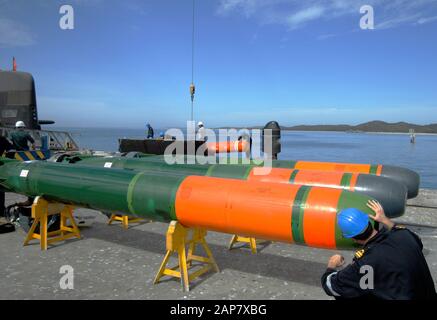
[0,0,436,128]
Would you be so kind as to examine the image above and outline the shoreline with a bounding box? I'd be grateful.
[282,130,437,135]
[215,128,437,135]
[54,126,437,136]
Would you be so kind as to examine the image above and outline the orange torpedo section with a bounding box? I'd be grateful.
[207,140,250,153]
[293,161,382,176]
[174,175,374,249]
[248,167,359,191]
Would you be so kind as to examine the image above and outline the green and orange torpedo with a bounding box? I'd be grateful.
[0,158,378,250]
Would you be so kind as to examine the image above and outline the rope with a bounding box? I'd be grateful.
[191,0,195,85]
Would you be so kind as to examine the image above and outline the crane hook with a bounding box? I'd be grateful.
[190,83,195,102]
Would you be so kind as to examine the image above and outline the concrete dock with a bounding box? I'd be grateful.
[1,190,436,300]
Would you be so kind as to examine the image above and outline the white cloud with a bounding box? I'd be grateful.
[217,0,265,17]
[287,6,325,29]
[417,15,437,24]
[217,0,437,31]
[218,0,245,13]
[377,13,422,29]
[0,18,35,47]
[68,0,104,5]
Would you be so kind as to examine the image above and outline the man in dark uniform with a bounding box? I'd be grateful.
[146,123,154,139]
[0,131,13,156]
[321,200,436,300]
[9,121,35,150]
[0,131,13,217]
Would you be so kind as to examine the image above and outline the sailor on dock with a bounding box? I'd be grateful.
[0,131,13,216]
[196,121,206,141]
[321,200,436,300]
[9,121,35,151]
[146,123,154,139]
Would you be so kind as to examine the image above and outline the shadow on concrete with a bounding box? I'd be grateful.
[228,240,273,253]
[82,222,325,288]
[106,220,150,230]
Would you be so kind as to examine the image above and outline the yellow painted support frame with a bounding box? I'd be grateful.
[228,235,267,254]
[23,197,81,251]
[107,214,145,229]
[154,221,220,292]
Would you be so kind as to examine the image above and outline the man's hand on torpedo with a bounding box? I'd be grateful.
[367,199,395,230]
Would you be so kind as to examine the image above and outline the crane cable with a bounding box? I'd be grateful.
[189,0,196,122]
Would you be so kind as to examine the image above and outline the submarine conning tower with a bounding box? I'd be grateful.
[0,70,40,130]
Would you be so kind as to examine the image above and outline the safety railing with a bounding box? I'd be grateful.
[0,127,79,151]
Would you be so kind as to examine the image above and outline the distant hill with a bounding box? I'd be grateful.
[283,121,437,133]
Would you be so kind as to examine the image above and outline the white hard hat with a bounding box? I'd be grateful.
[197,121,204,127]
[15,121,26,128]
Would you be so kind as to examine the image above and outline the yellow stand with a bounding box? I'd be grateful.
[23,197,81,251]
[154,221,219,292]
[107,214,144,229]
[229,235,261,254]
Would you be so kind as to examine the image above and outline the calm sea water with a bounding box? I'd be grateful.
[56,127,437,189]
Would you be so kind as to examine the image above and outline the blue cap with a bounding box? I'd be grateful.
[338,208,370,238]
[159,132,165,137]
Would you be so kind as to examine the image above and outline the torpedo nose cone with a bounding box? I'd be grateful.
[380,165,420,199]
[355,174,407,218]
